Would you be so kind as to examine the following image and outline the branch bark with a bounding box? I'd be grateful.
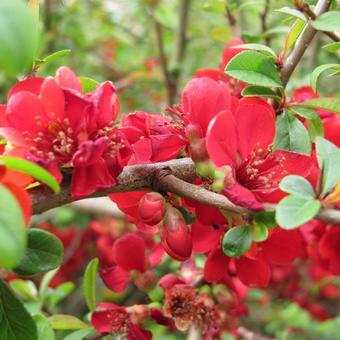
[30,158,340,225]
[280,0,332,88]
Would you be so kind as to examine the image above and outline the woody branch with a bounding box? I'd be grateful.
[30,158,340,225]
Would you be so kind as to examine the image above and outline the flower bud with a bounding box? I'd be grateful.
[189,138,209,162]
[138,192,166,225]
[185,123,203,142]
[160,207,192,261]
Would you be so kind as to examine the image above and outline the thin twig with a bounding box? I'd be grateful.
[297,1,340,42]
[260,0,271,46]
[280,0,332,88]
[30,158,340,225]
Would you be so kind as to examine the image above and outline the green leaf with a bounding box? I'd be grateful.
[0,184,26,269]
[279,175,315,198]
[275,7,306,21]
[83,258,99,312]
[0,0,38,76]
[273,111,312,154]
[315,137,340,197]
[45,282,75,310]
[312,11,340,32]
[289,106,318,120]
[225,50,282,88]
[40,49,71,65]
[254,211,277,228]
[222,225,252,257]
[0,157,60,193]
[48,315,88,330]
[322,42,340,53]
[63,328,95,340]
[296,97,340,114]
[283,19,306,56]
[276,195,321,229]
[78,76,99,94]
[33,314,55,340]
[251,223,269,242]
[0,280,37,340]
[9,279,38,301]
[14,229,64,276]
[232,43,276,57]
[308,116,324,141]
[39,268,59,300]
[242,85,280,99]
[311,64,340,92]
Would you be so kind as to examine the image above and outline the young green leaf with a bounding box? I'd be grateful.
[283,19,306,56]
[0,0,38,76]
[288,106,318,120]
[33,314,55,340]
[0,184,26,269]
[251,223,269,242]
[48,315,88,330]
[242,85,281,100]
[311,64,340,92]
[0,157,60,193]
[0,280,38,340]
[225,50,282,88]
[315,137,340,197]
[83,258,99,312]
[312,11,340,32]
[222,225,252,257]
[275,7,306,21]
[63,328,95,340]
[273,111,312,155]
[296,97,340,114]
[276,195,321,229]
[39,268,59,300]
[279,175,315,198]
[42,49,71,64]
[14,229,64,276]
[308,116,324,141]
[78,76,99,94]
[9,279,38,301]
[231,43,276,57]
[322,42,340,53]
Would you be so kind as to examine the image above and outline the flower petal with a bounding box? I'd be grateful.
[235,98,275,160]
[56,66,82,92]
[113,233,147,272]
[235,257,270,287]
[191,221,222,253]
[204,247,230,283]
[100,265,130,292]
[182,77,231,134]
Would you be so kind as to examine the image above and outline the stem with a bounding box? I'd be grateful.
[260,0,271,46]
[298,1,340,42]
[30,158,340,225]
[280,0,332,88]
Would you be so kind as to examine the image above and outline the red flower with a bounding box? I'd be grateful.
[319,225,340,275]
[0,67,130,198]
[91,303,151,339]
[100,233,163,292]
[192,221,305,288]
[206,97,313,209]
[121,111,185,164]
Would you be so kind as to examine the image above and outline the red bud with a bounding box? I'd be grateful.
[160,207,192,261]
[138,192,166,225]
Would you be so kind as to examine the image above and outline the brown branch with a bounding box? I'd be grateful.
[30,158,340,225]
[297,1,340,42]
[152,0,191,105]
[260,0,271,46]
[280,0,332,88]
[226,6,240,38]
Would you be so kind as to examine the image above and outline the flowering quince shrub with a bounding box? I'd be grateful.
[1,0,340,339]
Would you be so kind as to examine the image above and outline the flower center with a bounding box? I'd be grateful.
[236,144,287,190]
